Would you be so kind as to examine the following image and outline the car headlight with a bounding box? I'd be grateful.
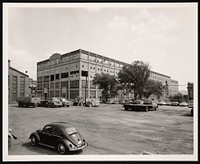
[66,141,77,150]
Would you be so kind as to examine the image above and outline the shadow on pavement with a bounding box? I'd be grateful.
[180,113,193,117]
[21,142,83,155]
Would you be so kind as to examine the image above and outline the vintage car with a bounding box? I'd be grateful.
[124,99,157,111]
[73,97,84,106]
[165,101,172,106]
[157,100,166,106]
[29,122,88,154]
[179,101,188,107]
[85,98,100,107]
[47,97,63,108]
[59,98,70,107]
[143,100,158,111]
[171,101,179,106]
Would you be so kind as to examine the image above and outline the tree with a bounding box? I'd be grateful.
[92,73,119,103]
[169,93,184,103]
[118,60,150,99]
[143,79,164,99]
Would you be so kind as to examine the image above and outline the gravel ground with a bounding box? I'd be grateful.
[8,103,193,155]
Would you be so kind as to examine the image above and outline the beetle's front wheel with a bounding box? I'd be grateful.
[57,143,67,155]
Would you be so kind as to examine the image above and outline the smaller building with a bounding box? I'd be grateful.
[29,78,37,97]
[8,60,29,104]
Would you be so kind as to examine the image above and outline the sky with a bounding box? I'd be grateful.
[5,3,197,91]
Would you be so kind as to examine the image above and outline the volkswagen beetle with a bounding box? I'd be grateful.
[29,122,88,154]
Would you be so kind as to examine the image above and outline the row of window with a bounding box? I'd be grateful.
[9,76,26,101]
[39,69,119,82]
[38,54,124,70]
[41,71,81,82]
[37,80,98,90]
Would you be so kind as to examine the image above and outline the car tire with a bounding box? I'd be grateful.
[30,136,38,146]
[57,143,67,155]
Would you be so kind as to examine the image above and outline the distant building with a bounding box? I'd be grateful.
[29,78,37,97]
[36,49,179,100]
[8,60,29,103]
[149,71,179,98]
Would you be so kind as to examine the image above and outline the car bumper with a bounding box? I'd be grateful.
[68,142,88,151]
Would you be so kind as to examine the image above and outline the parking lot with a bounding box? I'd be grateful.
[8,103,193,155]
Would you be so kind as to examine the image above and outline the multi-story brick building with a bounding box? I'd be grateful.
[149,71,179,98]
[8,60,29,103]
[36,49,178,100]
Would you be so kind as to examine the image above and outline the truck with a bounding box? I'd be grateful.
[123,100,158,112]
[17,97,37,108]
[187,82,193,116]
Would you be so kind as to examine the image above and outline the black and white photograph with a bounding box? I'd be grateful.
[3,2,198,162]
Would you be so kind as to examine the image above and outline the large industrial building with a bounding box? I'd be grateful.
[36,49,178,100]
[8,60,29,103]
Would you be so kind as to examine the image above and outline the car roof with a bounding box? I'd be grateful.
[47,122,75,129]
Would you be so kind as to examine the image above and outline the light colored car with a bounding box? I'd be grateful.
[85,98,100,107]
[179,102,188,107]
[47,97,63,108]
[171,102,179,106]
[165,101,171,106]
[157,101,166,105]
[59,98,70,107]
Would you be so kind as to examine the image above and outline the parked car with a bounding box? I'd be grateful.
[179,102,188,107]
[59,98,70,107]
[29,122,88,154]
[157,101,166,106]
[85,98,100,107]
[171,102,179,106]
[47,97,62,108]
[132,100,144,105]
[165,101,171,106]
[73,97,84,106]
[143,100,158,111]
[38,100,49,107]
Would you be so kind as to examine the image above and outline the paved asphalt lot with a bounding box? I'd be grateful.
[8,103,193,155]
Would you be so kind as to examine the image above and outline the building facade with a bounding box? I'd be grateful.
[8,60,29,103]
[149,71,179,98]
[37,49,178,100]
[29,78,37,97]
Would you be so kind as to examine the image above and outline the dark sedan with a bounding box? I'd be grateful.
[29,122,88,154]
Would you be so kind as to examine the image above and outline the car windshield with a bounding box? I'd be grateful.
[65,127,78,135]
[133,100,142,104]
[143,101,152,104]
